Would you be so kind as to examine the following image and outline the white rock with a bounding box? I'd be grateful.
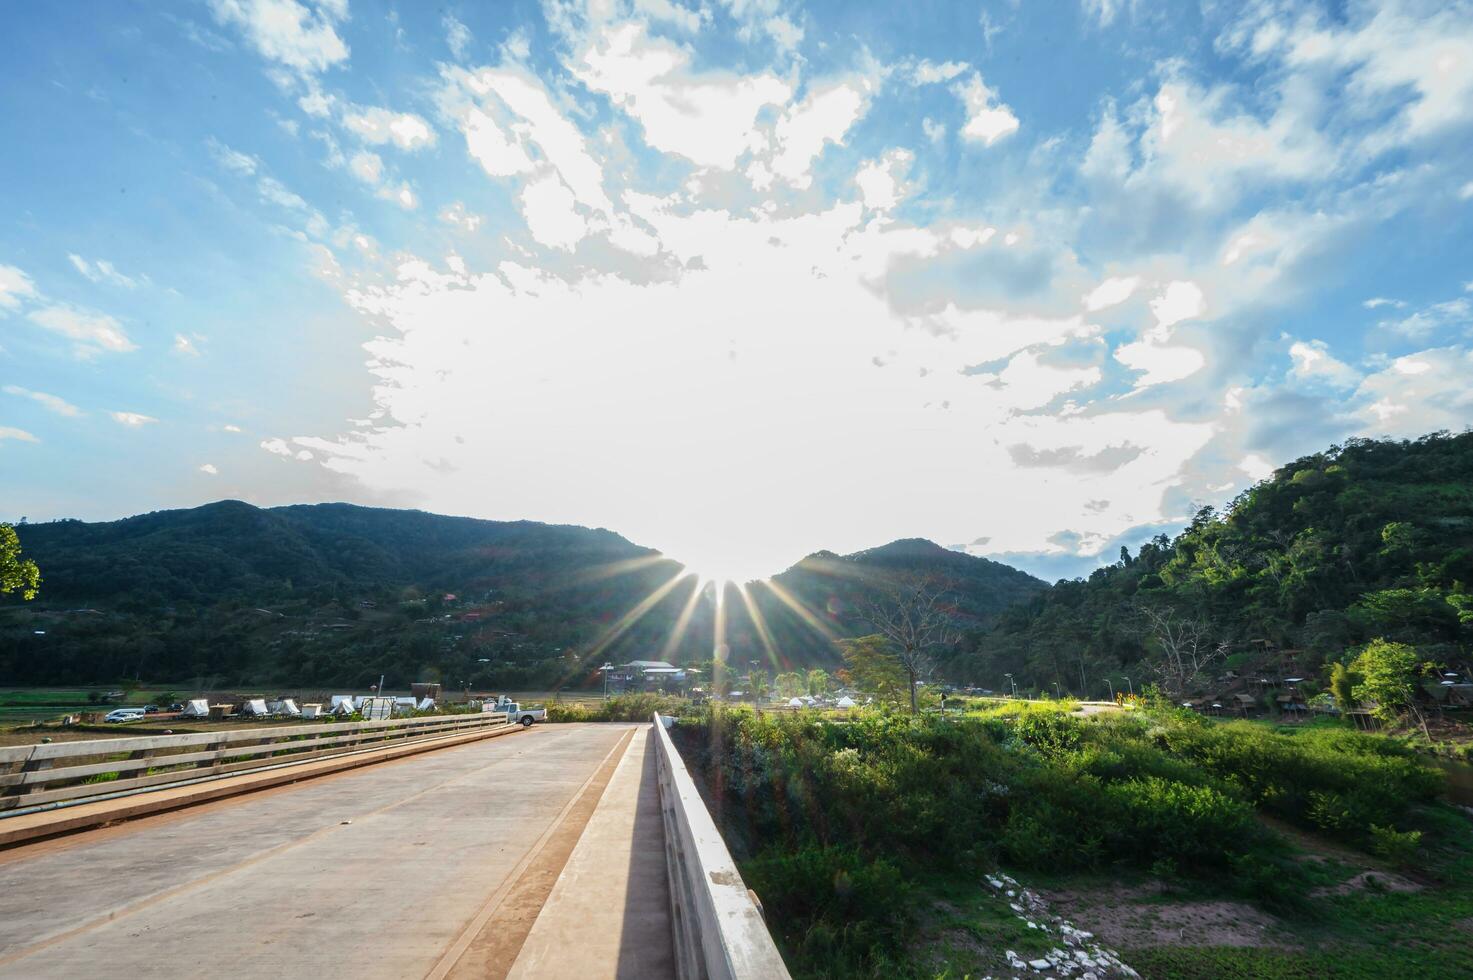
[1029,959,1052,970]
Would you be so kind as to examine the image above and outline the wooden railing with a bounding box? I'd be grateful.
[0,711,513,814]
[650,713,791,980]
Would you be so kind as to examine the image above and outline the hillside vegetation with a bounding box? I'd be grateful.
[0,501,1042,687]
[957,432,1473,701]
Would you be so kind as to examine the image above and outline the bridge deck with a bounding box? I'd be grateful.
[0,722,675,979]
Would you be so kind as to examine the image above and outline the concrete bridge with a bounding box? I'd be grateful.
[0,717,788,980]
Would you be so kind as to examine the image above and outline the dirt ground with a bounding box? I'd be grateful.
[1041,882,1294,949]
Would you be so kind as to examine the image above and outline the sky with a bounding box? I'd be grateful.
[2,0,1472,583]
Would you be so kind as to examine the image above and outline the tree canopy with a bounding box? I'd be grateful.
[0,524,40,601]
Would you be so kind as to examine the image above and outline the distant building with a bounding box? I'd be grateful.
[609,660,689,693]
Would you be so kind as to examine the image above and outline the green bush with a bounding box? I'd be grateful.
[742,846,913,978]
[544,693,692,723]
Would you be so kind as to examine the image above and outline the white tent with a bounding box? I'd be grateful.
[416,697,435,711]
[300,703,323,719]
[788,697,804,707]
[272,698,301,717]
[329,695,355,710]
[330,699,357,715]
[836,696,857,709]
[180,699,209,718]
[241,699,270,717]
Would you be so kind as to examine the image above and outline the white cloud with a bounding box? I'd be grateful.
[349,150,383,184]
[1114,337,1206,387]
[1363,296,1404,309]
[209,0,348,75]
[27,305,136,356]
[388,182,418,210]
[769,82,870,188]
[634,0,703,33]
[0,264,38,311]
[206,138,260,175]
[3,385,83,417]
[1287,339,1360,388]
[520,175,587,250]
[257,176,310,211]
[223,424,243,433]
[909,59,968,85]
[342,106,436,151]
[855,149,913,212]
[444,13,472,59]
[1111,280,1208,387]
[68,254,138,288]
[110,411,157,427]
[200,463,220,475]
[921,117,946,144]
[1355,346,1473,437]
[1240,453,1275,482]
[1082,275,1139,312]
[1379,297,1471,339]
[1081,0,1130,28]
[572,22,791,169]
[301,194,1212,575]
[444,65,612,217]
[0,426,39,444]
[1239,1,1473,151]
[1150,280,1206,328]
[173,333,201,356]
[438,202,483,232]
[260,437,294,456]
[953,72,1019,146]
[460,106,536,177]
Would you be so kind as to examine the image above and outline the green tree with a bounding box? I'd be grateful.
[836,634,908,710]
[1351,639,1422,723]
[1328,661,1361,717]
[805,667,829,696]
[748,670,769,708]
[775,671,805,699]
[0,524,41,600]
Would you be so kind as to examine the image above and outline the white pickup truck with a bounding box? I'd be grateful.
[487,697,546,727]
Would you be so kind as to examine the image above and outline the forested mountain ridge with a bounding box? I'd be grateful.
[954,432,1473,695]
[0,501,1044,687]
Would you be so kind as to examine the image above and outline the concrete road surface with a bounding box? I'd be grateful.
[0,722,671,979]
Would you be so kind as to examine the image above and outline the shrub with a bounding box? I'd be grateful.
[742,846,913,978]
[544,693,691,723]
[1367,824,1422,863]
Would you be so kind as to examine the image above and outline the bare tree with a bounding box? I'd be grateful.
[861,573,960,715]
[1133,601,1228,698]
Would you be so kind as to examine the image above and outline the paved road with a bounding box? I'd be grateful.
[0,723,670,979]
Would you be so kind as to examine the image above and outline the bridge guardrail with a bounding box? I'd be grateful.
[650,712,791,980]
[0,711,514,815]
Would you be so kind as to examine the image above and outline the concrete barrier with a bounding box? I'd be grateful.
[650,713,791,980]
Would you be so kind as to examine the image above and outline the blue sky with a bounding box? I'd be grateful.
[2,0,1472,582]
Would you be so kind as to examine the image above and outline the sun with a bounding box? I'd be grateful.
[664,546,775,588]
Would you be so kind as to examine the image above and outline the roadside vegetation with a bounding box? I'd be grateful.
[672,703,1470,979]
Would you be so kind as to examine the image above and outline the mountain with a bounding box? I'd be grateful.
[957,431,1473,696]
[0,501,1045,688]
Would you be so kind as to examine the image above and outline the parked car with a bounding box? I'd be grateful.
[143,704,160,713]
[103,708,146,723]
[489,697,546,727]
